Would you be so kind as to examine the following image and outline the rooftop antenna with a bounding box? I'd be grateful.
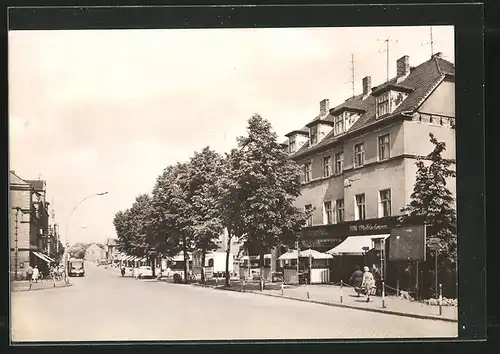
[350,54,355,97]
[344,54,356,98]
[421,26,435,57]
[377,37,398,82]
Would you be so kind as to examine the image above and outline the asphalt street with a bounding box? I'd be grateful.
[11,262,458,342]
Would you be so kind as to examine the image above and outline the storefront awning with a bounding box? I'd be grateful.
[240,254,272,260]
[326,234,390,256]
[122,255,132,261]
[33,251,53,263]
[279,249,333,260]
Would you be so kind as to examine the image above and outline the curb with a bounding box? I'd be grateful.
[12,283,74,293]
[215,286,457,323]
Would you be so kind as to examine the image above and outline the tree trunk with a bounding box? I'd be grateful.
[225,232,232,287]
[182,235,189,284]
[260,252,265,291]
[201,245,207,284]
[151,256,156,278]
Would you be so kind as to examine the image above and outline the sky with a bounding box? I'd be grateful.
[8,26,454,245]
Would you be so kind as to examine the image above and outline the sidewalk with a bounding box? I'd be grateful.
[210,281,458,323]
[11,280,72,292]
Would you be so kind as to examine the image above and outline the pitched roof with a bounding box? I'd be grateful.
[290,55,454,159]
[285,126,310,137]
[26,180,46,192]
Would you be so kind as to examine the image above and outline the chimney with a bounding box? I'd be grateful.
[433,52,443,59]
[396,55,410,77]
[362,76,372,96]
[319,99,330,116]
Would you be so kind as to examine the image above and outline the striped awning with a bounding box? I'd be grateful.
[122,255,133,261]
[33,251,53,263]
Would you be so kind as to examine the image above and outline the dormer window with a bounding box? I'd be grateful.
[373,84,412,119]
[288,136,296,153]
[310,125,318,146]
[334,114,344,135]
[377,92,390,117]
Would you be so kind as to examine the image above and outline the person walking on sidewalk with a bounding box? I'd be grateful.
[361,266,375,303]
[26,265,33,283]
[349,266,364,297]
[32,265,40,283]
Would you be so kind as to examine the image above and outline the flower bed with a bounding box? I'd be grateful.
[420,297,458,307]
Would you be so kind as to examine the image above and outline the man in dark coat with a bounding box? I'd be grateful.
[349,266,364,297]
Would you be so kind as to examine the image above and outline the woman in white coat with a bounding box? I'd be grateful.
[32,265,40,283]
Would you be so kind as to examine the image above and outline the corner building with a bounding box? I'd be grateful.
[283,53,456,283]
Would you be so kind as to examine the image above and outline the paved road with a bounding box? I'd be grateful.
[10,262,458,342]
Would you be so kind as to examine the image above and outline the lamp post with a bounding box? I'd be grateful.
[63,192,108,283]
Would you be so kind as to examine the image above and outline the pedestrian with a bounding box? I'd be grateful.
[372,265,382,296]
[361,266,375,303]
[32,265,39,283]
[349,265,364,297]
[26,265,34,283]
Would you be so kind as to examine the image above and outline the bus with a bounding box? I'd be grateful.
[67,258,85,277]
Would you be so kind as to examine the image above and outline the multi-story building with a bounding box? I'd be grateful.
[10,171,55,279]
[283,53,456,282]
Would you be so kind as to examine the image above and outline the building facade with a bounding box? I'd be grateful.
[85,243,106,263]
[10,171,55,279]
[283,53,456,283]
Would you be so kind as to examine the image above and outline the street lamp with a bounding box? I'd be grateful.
[63,191,108,283]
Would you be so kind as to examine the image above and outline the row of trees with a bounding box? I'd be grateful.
[113,115,309,285]
[113,112,457,293]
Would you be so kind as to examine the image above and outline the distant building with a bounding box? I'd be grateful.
[105,238,120,263]
[85,243,106,263]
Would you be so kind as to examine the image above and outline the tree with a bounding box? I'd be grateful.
[68,243,87,259]
[114,194,168,278]
[153,163,194,282]
[220,148,247,287]
[229,114,309,286]
[400,133,457,297]
[401,133,457,263]
[185,147,226,284]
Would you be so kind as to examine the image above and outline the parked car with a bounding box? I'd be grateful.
[271,272,283,282]
[136,266,153,279]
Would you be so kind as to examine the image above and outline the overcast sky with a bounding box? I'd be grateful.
[9,26,454,245]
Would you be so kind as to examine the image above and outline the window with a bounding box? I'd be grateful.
[305,204,313,226]
[354,143,365,167]
[377,92,390,117]
[324,201,333,224]
[303,163,312,183]
[379,189,392,217]
[323,156,332,177]
[336,199,345,223]
[334,115,344,135]
[355,194,366,220]
[378,134,390,161]
[288,136,296,153]
[334,152,344,174]
[310,125,318,145]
